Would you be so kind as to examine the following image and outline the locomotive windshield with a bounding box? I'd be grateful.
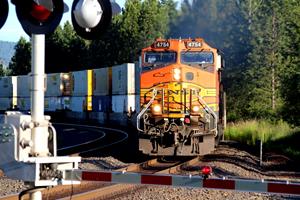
[143,51,176,70]
[180,51,214,64]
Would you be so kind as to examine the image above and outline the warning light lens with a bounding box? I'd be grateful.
[30,3,51,22]
[201,166,212,176]
[184,117,190,124]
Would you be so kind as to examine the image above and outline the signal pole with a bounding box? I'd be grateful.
[31,34,49,158]
[30,34,47,200]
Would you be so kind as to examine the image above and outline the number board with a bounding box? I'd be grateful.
[186,41,202,48]
[154,41,170,48]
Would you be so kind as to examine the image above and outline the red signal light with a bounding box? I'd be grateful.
[15,0,64,35]
[184,117,190,124]
[30,3,51,22]
[201,166,212,176]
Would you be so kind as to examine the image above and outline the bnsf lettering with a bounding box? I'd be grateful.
[157,89,201,95]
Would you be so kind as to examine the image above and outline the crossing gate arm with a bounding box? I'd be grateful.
[65,169,300,196]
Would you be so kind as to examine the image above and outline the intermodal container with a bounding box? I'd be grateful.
[112,63,136,95]
[93,67,111,96]
[92,95,111,112]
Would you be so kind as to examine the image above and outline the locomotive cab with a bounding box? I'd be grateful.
[137,38,225,156]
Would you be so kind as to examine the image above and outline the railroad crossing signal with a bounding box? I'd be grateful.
[7,0,121,38]
[0,0,9,30]
[72,0,111,39]
[13,0,65,35]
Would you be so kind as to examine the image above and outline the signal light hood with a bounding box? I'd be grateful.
[0,0,9,30]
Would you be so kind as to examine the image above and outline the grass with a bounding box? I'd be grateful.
[224,120,300,160]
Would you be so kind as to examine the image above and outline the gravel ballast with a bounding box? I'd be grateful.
[1,146,299,199]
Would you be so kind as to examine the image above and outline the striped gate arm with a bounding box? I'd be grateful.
[65,170,300,196]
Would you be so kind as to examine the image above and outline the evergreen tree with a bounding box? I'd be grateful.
[89,17,123,67]
[118,0,170,63]
[8,37,31,75]
[242,0,290,119]
[45,21,89,73]
[278,0,300,126]
[0,63,5,76]
[169,0,251,120]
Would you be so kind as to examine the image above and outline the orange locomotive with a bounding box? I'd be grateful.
[137,38,225,156]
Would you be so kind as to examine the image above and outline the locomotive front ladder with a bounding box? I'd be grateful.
[137,88,158,132]
[197,94,218,137]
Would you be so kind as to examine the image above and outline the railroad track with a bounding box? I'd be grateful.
[1,143,300,199]
[0,157,197,200]
[54,123,128,156]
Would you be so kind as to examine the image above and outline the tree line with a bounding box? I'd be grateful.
[4,0,300,126]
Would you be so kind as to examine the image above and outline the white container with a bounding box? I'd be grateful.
[17,75,30,98]
[0,76,16,97]
[45,73,61,97]
[93,67,111,96]
[69,97,86,112]
[45,97,63,111]
[112,63,136,95]
[0,98,12,110]
[17,97,30,111]
[0,76,17,109]
[112,94,139,113]
[45,72,73,97]
[72,70,92,96]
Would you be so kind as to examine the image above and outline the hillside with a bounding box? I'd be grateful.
[0,41,16,68]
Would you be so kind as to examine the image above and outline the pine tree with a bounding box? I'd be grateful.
[8,37,31,75]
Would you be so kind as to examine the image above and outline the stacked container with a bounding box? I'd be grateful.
[92,67,111,112]
[45,72,72,111]
[0,76,17,111]
[16,75,30,111]
[112,63,140,114]
[69,70,92,112]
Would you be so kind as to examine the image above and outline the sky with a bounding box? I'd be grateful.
[0,0,125,42]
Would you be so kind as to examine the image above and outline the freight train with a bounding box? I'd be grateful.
[0,38,225,156]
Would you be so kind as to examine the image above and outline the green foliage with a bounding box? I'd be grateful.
[225,120,294,145]
[0,63,5,76]
[118,0,170,63]
[225,120,300,159]
[45,22,90,73]
[8,37,31,75]
[277,0,300,126]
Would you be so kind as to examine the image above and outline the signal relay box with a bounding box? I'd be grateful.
[0,111,81,186]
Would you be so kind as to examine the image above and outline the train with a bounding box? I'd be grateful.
[0,38,225,156]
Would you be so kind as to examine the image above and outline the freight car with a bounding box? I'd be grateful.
[0,76,16,111]
[137,38,225,156]
[0,64,140,123]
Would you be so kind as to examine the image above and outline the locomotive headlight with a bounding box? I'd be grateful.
[192,105,200,113]
[62,74,70,80]
[152,104,162,115]
[60,84,64,91]
[173,68,181,81]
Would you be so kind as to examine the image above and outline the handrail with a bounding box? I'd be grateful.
[137,89,158,132]
[197,95,218,137]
